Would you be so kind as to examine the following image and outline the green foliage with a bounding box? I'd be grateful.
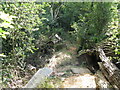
[58,3,84,31]
[1,2,45,62]
[0,11,15,87]
[0,2,46,87]
[0,11,14,39]
[109,3,120,58]
[1,2,120,88]
[72,2,118,49]
[38,77,62,88]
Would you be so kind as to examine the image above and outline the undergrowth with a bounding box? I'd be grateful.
[37,76,62,88]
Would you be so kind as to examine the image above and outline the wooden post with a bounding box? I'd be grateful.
[24,67,53,88]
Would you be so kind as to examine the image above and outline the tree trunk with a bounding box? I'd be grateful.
[97,48,120,88]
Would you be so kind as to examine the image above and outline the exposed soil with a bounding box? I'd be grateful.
[45,45,111,88]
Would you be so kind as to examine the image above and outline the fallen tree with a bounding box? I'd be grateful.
[97,47,120,88]
[77,47,120,88]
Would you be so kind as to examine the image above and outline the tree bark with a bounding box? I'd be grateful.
[97,48,120,88]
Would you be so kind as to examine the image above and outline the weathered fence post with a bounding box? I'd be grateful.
[24,67,53,88]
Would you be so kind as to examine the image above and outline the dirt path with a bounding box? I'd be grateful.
[61,74,96,88]
[46,46,111,88]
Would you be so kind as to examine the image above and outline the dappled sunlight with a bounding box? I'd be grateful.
[47,52,72,69]
[61,74,96,88]
[1,2,119,88]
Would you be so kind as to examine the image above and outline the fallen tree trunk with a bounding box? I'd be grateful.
[97,47,120,88]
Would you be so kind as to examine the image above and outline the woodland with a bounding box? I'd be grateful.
[0,1,120,88]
